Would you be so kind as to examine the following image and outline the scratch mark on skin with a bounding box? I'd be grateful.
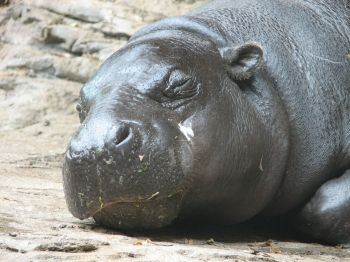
[346,53,350,61]
[138,155,144,161]
[99,196,104,208]
[146,192,160,200]
[306,52,345,64]
[103,157,113,165]
[148,152,152,163]
[178,123,194,141]
[259,155,263,172]
[119,176,124,185]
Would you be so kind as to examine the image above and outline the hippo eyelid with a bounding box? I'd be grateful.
[166,69,192,88]
[168,75,192,89]
[161,83,201,110]
[163,77,195,99]
[164,77,191,92]
[76,103,82,113]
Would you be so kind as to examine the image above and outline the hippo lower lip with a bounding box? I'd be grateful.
[90,192,184,229]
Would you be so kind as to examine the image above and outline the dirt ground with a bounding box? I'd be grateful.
[0,0,350,261]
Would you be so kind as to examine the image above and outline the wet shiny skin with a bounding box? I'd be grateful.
[63,0,350,244]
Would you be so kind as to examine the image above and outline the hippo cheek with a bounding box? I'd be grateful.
[62,130,193,229]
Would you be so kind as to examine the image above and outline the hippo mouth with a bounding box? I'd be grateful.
[63,113,194,229]
[62,151,190,229]
[68,182,186,229]
[91,191,184,229]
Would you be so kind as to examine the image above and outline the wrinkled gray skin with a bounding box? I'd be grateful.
[63,0,350,245]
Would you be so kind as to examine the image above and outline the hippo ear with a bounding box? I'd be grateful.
[219,43,263,81]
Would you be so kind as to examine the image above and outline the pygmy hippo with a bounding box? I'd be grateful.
[63,0,350,244]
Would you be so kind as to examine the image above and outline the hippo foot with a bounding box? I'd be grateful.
[296,170,350,245]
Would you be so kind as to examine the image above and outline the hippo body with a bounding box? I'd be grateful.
[63,0,350,244]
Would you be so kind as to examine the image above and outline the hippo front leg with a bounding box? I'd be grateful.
[296,170,350,245]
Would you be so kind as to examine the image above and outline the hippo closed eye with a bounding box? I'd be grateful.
[63,0,350,245]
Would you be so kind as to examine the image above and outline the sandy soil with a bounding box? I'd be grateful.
[1,0,350,261]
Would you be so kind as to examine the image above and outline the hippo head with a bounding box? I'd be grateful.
[63,27,267,229]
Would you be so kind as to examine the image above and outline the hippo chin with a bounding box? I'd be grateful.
[63,0,350,244]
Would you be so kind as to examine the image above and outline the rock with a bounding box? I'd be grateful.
[1,44,99,82]
[0,75,16,91]
[8,4,62,26]
[10,5,29,20]
[10,5,46,24]
[41,25,84,46]
[71,38,114,55]
[2,54,29,70]
[1,46,56,76]
[35,240,98,253]
[37,1,103,23]
[41,24,110,55]
[0,0,9,6]
[174,0,197,3]
[97,20,134,39]
[0,76,80,130]
[55,57,100,83]
[29,56,55,74]
[1,17,35,45]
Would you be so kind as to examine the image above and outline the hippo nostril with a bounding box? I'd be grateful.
[114,126,132,147]
[70,150,83,159]
[66,147,87,161]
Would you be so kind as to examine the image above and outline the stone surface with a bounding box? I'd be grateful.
[0,0,349,261]
[54,57,100,83]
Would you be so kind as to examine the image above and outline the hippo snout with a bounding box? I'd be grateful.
[67,121,134,163]
[63,116,192,229]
